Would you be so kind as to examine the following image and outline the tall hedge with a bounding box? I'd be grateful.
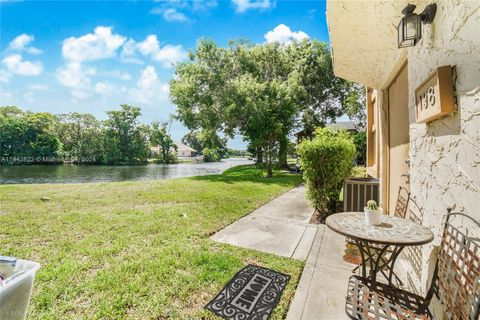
[297,128,356,221]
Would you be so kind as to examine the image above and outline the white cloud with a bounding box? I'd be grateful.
[122,35,187,68]
[94,82,115,95]
[0,69,11,83]
[62,26,126,62]
[2,54,43,75]
[0,91,14,106]
[128,65,169,104]
[120,39,144,64]
[192,0,217,11]
[56,26,183,101]
[118,73,131,81]
[162,8,189,22]
[264,24,309,44]
[137,35,160,56]
[150,0,217,22]
[8,34,42,54]
[24,91,35,103]
[102,70,131,81]
[153,45,186,67]
[56,62,97,100]
[232,0,274,12]
[56,62,95,88]
[150,6,190,23]
[29,84,47,91]
[70,89,92,101]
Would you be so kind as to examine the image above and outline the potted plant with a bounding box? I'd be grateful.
[364,200,383,225]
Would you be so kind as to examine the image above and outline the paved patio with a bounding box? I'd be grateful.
[211,185,356,319]
[210,185,317,260]
[286,225,354,319]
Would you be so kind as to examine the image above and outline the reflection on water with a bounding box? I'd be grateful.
[0,158,254,184]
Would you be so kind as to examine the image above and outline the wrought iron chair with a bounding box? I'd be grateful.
[350,187,411,282]
[393,186,410,219]
[403,198,424,287]
[345,212,480,320]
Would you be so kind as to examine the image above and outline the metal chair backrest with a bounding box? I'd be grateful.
[404,198,424,281]
[393,186,410,218]
[436,212,480,320]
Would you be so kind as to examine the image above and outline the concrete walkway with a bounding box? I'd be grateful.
[211,185,356,319]
[210,185,317,260]
[286,225,354,320]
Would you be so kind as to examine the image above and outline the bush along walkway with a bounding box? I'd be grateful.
[210,185,317,260]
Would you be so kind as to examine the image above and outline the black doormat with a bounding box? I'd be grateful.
[205,264,290,320]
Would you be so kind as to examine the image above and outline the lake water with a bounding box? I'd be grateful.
[0,158,254,184]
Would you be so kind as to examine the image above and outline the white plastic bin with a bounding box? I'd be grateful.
[0,259,40,320]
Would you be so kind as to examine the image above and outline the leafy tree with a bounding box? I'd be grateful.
[202,147,220,162]
[0,107,59,162]
[297,128,356,221]
[170,39,359,174]
[198,129,228,159]
[170,39,235,137]
[228,42,300,174]
[343,83,366,129]
[286,40,353,137]
[27,112,60,159]
[227,149,251,157]
[56,112,103,163]
[181,129,227,160]
[103,104,149,164]
[150,121,177,163]
[170,40,234,162]
[0,106,32,159]
[181,130,203,153]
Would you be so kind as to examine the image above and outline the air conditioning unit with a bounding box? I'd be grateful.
[343,177,380,212]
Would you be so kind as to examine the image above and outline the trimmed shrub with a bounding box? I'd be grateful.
[352,131,366,165]
[202,147,220,162]
[297,128,356,221]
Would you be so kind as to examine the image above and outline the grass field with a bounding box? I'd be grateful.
[0,165,304,319]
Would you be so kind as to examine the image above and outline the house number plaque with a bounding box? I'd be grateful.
[415,66,455,123]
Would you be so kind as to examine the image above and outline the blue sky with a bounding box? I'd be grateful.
[0,0,330,149]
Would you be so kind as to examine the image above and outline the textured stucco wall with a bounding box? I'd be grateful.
[328,1,479,313]
[326,0,410,88]
[406,0,480,303]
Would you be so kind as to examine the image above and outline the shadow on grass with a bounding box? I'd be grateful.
[191,164,302,186]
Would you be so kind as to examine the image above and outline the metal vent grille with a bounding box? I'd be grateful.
[343,177,380,212]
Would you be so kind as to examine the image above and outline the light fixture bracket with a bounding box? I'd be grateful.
[420,3,437,24]
[401,4,416,16]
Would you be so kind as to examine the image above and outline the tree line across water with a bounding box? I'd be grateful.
[1,38,366,170]
[0,105,178,165]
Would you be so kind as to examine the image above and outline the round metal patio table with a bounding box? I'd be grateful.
[325,212,434,285]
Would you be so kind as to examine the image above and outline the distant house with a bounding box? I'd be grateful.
[150,142,197,158]
[175,142,197,158]
[326,121,361,133]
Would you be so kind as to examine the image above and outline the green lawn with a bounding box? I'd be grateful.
[0,165,304,319]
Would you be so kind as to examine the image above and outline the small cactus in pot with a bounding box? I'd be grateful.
[366,200,378,210]
[364,200,383,225]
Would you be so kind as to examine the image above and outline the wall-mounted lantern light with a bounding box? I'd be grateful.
[397,3,437,48]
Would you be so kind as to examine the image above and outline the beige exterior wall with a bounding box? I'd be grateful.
[328,0,479,316]
[373,1,479,310]
[405,0,480,303]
